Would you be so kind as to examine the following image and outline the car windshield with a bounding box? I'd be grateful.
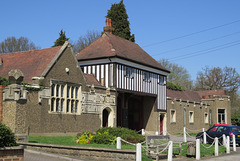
[231,127,240,132]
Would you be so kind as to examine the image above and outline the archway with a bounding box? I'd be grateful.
[102,109,109,127]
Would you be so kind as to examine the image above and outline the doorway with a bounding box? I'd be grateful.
[102,109,109,127]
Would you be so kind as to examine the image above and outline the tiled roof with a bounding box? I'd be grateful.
[167,89,227,102]
[167,89,202,102]
[196,90,226,99]
[84,73,102,86]
[0,46,62,83]
[76,33,170,73]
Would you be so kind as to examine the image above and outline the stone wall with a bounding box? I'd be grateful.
[19,142,135,161]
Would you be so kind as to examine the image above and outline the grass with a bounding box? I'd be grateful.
[181,142,226,157]
[28,136,227,160]
[29,136,153,161]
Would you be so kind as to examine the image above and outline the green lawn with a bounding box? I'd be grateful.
[28,136,226,160]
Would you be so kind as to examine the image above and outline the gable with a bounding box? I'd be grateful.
[0,46,61,83]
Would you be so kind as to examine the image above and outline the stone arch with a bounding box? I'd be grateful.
[101,107,114,127]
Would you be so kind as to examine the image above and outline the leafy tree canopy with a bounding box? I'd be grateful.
[52,30,69,47]
[159,59,193,90]
[106,0,135,42]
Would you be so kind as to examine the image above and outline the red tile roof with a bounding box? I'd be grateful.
[167,89,227,102]
[167,89,202,102]
[196,90,226,99]
[84,73,102,86]
[76,33,170,73]
[0,46,62,83]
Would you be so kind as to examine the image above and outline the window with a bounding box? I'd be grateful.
[143,71,150,82]
[218,109,226,124]
[51,80,81,114]
[209,126,217,132]
[158,75,166,85]
[204,112,209,124]
[189,111,194,123]
[170,109,176,123]
[125,67,133,78]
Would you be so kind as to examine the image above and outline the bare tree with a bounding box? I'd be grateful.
[159,59,193,90]
[72,30,101,53]
[195,66,240,114]
[0,37,39,53]
[195,66,240,93]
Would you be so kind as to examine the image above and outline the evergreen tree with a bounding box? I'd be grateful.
[106,0,135,42]
[52,30,69,47]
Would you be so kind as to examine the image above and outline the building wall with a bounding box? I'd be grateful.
[166,96,231,134]
[2,46,117,136]
[42,47,87,91]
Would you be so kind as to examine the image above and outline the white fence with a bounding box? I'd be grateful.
[138,128,237,161]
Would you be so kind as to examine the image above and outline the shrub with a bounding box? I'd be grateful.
[92,131,116,144]
[95,127,145,144]
[76,132,94,144]
[0,123,17,147]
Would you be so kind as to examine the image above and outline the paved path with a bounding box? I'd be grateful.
[24,149,84,161]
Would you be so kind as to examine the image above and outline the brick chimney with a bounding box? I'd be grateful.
[103,18,114,34]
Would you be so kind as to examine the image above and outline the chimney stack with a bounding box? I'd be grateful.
[104,18,114,34]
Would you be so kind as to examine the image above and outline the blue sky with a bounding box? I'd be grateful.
[1,0,240,83]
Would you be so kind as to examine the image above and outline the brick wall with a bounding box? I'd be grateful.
[0,146,24,161]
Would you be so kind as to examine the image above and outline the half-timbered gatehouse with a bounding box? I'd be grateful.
[77,20,170,134]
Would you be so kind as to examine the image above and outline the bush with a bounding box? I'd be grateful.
[92,131,116,144]
[166,81,184,91]
[76,132,94,144]
[0,123,17,147]
[95,127,145,144]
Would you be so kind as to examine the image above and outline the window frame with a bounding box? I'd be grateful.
[204,112,209,124]
[170,109,176,123]
[50,80,81,115]
[189,111,194,123]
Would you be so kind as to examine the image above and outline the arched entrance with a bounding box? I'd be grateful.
[102,109,109,127]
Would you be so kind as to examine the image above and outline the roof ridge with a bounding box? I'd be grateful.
[0,46,62,56]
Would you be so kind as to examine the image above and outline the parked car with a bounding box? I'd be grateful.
[196,125,240,145]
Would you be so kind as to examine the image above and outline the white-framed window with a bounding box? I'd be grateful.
[218,109,226,124]
[50,80,81,114]
[143,71,150,82]
[204,112,209,124]
[170,109,176,123]
[125,67,133,78]
[158,75,166,85]
[189,111,194,123]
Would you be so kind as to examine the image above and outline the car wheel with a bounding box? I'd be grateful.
[238,143,240,147]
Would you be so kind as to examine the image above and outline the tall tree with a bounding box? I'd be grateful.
[195,66,240,93]
[72,30,101,53]
[52,30,69,47]
[159,59,193,90]
[106,0,135,42]
[195,66,240,114]
[0,37,39,53]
